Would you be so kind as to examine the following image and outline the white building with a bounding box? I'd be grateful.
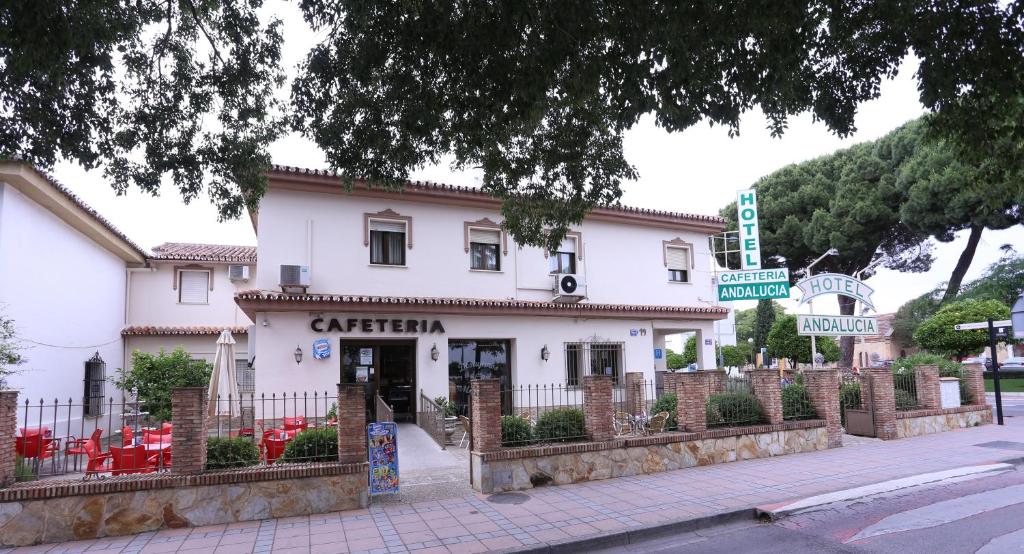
[238,166,730,419]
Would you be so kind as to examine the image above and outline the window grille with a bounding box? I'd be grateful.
[564,341,624,386]
[236,357,255,394]
[83,352,106,417]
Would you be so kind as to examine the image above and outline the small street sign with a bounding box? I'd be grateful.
[953,320,1011,331]
[797,314,879,336]
[795,273,876,310]
[717,268,791,301]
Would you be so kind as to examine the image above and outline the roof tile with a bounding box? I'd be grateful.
[122,325,249,336]
[150,243,257,263]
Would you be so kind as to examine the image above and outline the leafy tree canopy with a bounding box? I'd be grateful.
[114,348,212,422]
[766,315,841,365]
[913,299,1010,359]
[0,313,25,389]
[735,301,785,344]
[665,347,686,370]
[2,2,1022,247]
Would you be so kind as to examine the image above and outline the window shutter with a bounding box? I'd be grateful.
[558,237,576,253]
[369,219,406,233]
[666,247,689,270]
[469,228,500,245]
[179,271,209,303]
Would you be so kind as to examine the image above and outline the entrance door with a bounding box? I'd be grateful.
[341,340,416,423]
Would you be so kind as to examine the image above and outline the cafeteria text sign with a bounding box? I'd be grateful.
[736,189,761,270]
[797,315,879,337]
[795,273,876,310]
[718,268,791,301]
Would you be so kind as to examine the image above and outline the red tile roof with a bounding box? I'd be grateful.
[150,243,257,263]
[267,165,727,230]
[121,325,249,336]
[235,290,728,321]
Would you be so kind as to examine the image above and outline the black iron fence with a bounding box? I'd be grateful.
[892,371,919,411]
[707,375,765,427]
[781,376,817,420]
[616,380,677,433]
[501,384,586,447]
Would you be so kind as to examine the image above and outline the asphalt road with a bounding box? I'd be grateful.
[599,461,1024,553]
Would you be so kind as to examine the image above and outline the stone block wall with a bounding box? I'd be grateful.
[894,405,992,438]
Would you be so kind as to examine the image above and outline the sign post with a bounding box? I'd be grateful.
[953,319,1009,425]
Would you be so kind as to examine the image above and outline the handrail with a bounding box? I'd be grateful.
[417,390,447,450]
[375,394,394,423]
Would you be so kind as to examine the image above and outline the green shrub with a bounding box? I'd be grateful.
[649,394,678,430]
[280,428,338,463]
[501,415,534,446]
[895,389,918,410]
[15,455,36,481]
[206,437,260,470]
[706,392,764,427]
[326,402,338,421]
[434,396,457,417]
[782,384,816,420]
[839,381,862,426]
[534,407,585,443]
[892,353,962,375]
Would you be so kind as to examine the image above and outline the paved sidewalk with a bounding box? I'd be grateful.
[4,420,1022,554]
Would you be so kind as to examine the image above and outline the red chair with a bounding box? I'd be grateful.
[142,429,172,445]
[109,444,159,475]
[282,416,307,431]
[161,422,173,433]
[259,429,296,462]
[65,428,104,471]
[15,428,56,461]
[263,438,288,464]
[121,426,134,446]
[83,440,112,479]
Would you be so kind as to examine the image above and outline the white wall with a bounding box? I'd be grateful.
[255,188,719,307]
[124,334,249,365]
[0,183,126,403]
[127,262,255,327]
[252,312,659,399]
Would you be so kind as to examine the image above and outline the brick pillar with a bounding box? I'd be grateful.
[678,372,711,432]
[336,384,367,464]
[749,369,783,425]
[803,369,842,448]
[662,372,683,423]
[171,387,209,475]
[470,379,502,452]
[964,363,986,405]
[624,372,645,416]
[861,368,897,440]
[582,375,614,442]
[706,370,727,394]
[914,365,940,409]
[0,391,18,487]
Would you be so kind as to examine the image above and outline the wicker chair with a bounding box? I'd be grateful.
[647,411,670,434]
[457,415,472,449]
[613,411,633,436]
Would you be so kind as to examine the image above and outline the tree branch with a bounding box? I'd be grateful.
[184,0,225,65]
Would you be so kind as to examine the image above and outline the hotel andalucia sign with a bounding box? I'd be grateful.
[795,273,876,311]
[794,273,879,337]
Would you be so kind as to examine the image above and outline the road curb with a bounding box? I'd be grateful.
[755,461,1018,521]
[503,507,756,553]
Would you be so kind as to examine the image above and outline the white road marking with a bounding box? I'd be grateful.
[977,527,1024,553]
[846,484,1024,542]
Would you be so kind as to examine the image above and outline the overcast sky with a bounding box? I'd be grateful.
[49,3,1023,315]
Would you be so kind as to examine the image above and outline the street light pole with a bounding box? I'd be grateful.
[803,248,839,368]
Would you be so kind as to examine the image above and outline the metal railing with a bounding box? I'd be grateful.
[417,391,448,450]
[375,394,394,422]
[839,372,863,426]
[706,375,765,427]
[502,384,587,447]
[781,379,817,420]
[892,371,919,411]
[617,380,677,433]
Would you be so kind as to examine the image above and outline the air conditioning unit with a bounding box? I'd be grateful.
[553,273,586,303]
[280,265,310,289]
[228,265,250,281]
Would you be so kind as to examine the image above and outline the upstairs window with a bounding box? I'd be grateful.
[665,244,691,283]
[549,236,577,274]
[178,270,210,304]
[369,220,407,266]
[469,228,501,271]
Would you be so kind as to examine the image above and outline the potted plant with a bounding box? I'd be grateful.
[434,396,459,443]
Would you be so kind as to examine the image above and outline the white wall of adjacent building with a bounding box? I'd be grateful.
[126,263,256,328]
[0,182,126,403]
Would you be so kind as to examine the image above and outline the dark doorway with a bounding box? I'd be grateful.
[340,340,416,422]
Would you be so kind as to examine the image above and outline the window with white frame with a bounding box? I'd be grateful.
[666,245,690,283]
[469,228,501,271]
[369,219,407,265]
[564,342,624,386]
[178,269,210,304]
[549,236,577,274]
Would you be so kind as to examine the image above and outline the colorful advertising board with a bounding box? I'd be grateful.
[368,422,399,495]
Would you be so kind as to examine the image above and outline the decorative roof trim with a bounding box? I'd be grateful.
[149,242,257,263]
[263,165,727,234]
[234,290,729,322]
[121,326,249,336]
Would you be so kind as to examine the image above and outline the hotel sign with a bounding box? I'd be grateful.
[795,273,876,310]
[717,268,791,301]
[798,315,878,337]
[736,189,762,270]
[311,317,445,334]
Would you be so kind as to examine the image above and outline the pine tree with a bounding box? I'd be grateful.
[754,300,776,353]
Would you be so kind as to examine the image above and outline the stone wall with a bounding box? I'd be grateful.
[472,421,827,493]
[0,464,368,546]
[895,405,992,439]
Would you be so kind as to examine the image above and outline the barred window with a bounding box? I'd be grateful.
[83,353,106,417]
[564,342,624,386]
[236,356,254,394]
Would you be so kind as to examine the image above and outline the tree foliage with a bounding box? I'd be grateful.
[913,299,1011,359]
[735,301,785,346]
[3,3,1022,248]
[0,313,25,389]
[890,288,944,350]
[720,344,751,368]
[665,348,686,370]
[753,300,780,351]
[766,315,841,365]
[114,348,212,422]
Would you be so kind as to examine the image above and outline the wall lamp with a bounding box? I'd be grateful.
[541,345,550,362]
[430,343,440,361]
[293,345,303,365]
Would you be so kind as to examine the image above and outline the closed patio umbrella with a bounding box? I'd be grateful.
[208,329,240,417]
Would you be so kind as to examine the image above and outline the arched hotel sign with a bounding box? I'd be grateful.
[795,273,876,311]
